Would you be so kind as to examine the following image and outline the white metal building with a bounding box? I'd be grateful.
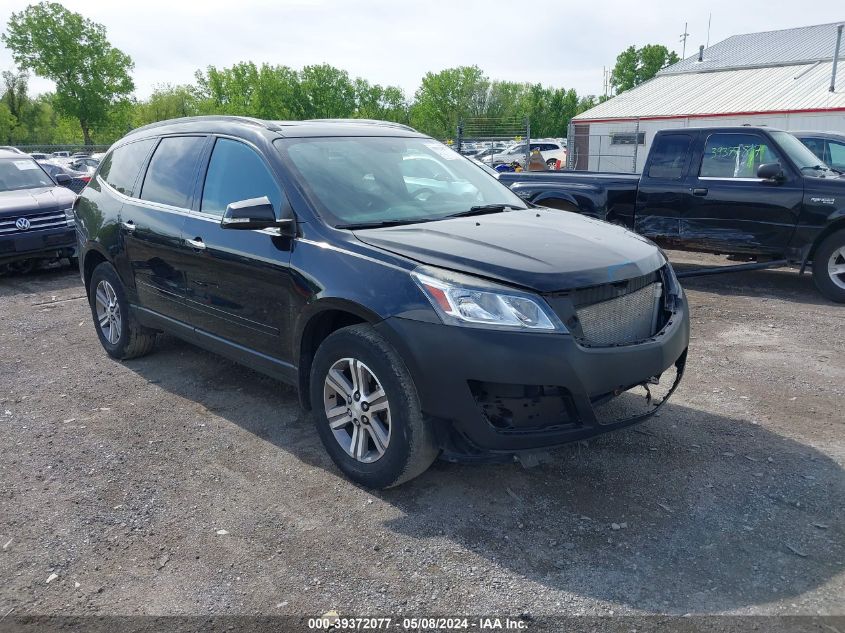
[571,21,845,173]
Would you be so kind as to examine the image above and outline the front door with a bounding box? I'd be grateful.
[181,137,294,362]
[682,131,804,254]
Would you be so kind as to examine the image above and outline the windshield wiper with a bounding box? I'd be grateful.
[441,204,525,220]
[335,218,437,230]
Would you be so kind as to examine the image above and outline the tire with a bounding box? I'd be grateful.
[546,159,557,170]
[310,324,439,488]
[812,229,845,303]
[88,262,157,359]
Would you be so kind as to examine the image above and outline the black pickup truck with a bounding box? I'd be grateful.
[499,127,845,302]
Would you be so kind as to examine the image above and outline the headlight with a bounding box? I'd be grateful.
[411,270,567,332]
[63,206,75,227]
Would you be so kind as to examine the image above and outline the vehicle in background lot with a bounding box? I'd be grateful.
[482,139,567,169]
[75,116,688,488]
[795,131,845,173]
[38,161,91,194]
[0,150,77,274]
[0,146,26,155]
[28,152,50,161]
[69,156,100,173]
[52,151,71,159]
[500,126,845,302]
[470,147,502,162]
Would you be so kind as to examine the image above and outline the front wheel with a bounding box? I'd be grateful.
[812,230,845,303]
[310,324,438,488]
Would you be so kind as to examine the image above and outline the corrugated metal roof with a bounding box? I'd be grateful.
[573,61,845,121]
[660,21,845,75]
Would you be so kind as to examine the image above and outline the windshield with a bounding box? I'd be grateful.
[0,158,54,192]
[771,131,838,177]
[276,136,526,227]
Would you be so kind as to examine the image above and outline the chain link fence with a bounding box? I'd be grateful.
[566,120,643,173]
[7,145,111,156]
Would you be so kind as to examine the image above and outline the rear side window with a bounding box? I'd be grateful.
[99,139,155,197]
[140,136,206,208]
[200,138,282,217]
[647,134,692,180]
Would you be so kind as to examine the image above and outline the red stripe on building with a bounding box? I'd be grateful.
[574,106,845,125]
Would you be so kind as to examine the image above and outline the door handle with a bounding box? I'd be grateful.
[185,237,206,250]
[122,220,136,232]
[692,188,708,197]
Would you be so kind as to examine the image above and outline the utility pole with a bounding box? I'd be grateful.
[706,13,712,48]
[680,22,690,59]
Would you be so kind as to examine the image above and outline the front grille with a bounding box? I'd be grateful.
[575,281,663,346]
[0,210,68,235]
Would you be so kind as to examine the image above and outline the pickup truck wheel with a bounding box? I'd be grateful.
[88,262,157,359]
[310,324,438,488]
[812,230,845,303]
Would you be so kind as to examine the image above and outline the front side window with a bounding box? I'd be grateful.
[0,158,54,191]
[647,134,692,180]
[700,133,780,179]
[277,136,527,227]
[140,136,206,208]
[826,141,845,171]
[100,139,156,196]
[201,138,283,217]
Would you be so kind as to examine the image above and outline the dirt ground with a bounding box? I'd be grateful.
[0,251,843,622]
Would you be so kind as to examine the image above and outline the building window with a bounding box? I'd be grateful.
[610,132,645,145]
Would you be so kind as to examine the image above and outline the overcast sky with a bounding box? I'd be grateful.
[0,0,842,100]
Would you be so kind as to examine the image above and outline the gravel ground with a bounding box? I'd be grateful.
[0,252,843,621]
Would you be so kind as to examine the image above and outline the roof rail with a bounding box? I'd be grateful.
[303,118,417,132]
[129,115,282,135]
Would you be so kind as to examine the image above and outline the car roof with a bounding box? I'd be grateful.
[122,115,426,144]
[791,130,845,140]
[665,126,786,134]
[0,149,29,159]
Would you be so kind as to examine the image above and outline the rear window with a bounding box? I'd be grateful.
[99,139,156,197]
[140,136,206,208]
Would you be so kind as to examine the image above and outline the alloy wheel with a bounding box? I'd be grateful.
[828,246,845,290]
[95,280,122,345]
[323,357,391,463]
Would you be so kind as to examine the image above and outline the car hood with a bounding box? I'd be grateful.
[353,208,665,292]
[0,186,76,217]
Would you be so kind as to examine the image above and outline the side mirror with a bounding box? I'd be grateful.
[55,173,72,185]
[220,196,293,231]
[757,163,784,181]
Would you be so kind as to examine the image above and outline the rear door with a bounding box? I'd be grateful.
[180,136,294,360]
[635,131,696,241]
[682,131,803,254]
[121,135,207,322]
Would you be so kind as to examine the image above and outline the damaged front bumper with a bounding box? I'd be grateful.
[374,297,689,462]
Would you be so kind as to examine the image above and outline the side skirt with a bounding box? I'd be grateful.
[132,305,298,384]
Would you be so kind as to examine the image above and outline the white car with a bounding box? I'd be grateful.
[482,139,567,169]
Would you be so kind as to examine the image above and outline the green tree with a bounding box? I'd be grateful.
[2,1,134,145]
[610,44,679,95]
[410,66,489,139]
[298,64,356,119]
[639,44,679,82]
[610,46,639,93]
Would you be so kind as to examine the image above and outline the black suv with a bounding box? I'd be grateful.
[1,150,77,274]
[75,116,689,488]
